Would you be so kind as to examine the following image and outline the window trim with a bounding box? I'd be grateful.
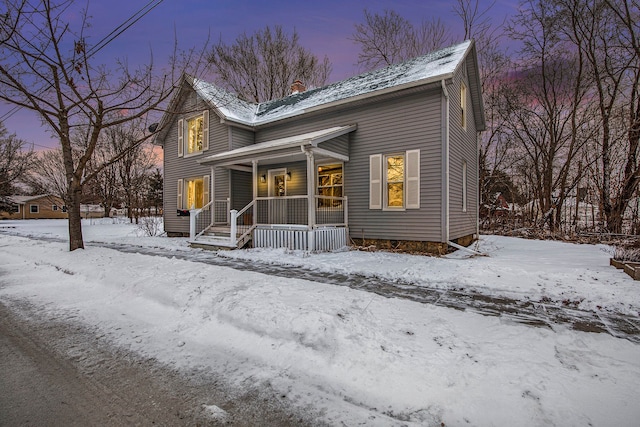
[461,81,467,131]
[178,110,209,158]
[177,175,210,213]
[30,204,39,214]
[370,150,420,211]
[52,204,58,211]
[316,162,344,209]
[383,153,406,211]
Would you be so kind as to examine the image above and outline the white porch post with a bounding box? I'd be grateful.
[230,209,238,246]
[210,166,215,225]
[252,160,258,227]
[189,209,197,240]
[305,150,315,251]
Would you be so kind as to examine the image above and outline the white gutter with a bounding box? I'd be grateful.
[441,79,450,243]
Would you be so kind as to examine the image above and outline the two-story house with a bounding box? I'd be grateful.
[152,40,485,253]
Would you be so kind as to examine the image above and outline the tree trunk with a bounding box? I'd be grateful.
[67,182,84,251]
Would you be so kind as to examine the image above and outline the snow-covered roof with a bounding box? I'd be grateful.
[200,125,356,165]
[8,195,54,204]
[188,40,474,127]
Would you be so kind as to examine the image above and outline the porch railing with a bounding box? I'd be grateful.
[190,195,348,247]
[231,200,256,246]
[255,196,308,225]
[191,199,214,239]
[213,198,230,224]
[315,195,348,226]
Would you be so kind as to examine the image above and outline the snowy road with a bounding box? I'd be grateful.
[0,300,316,426]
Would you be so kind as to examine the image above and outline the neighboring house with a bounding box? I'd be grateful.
[153,40,485,252]
[80,204,106,219]
[0,195,68,220]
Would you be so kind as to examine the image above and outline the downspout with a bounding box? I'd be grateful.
[441,79,450,243]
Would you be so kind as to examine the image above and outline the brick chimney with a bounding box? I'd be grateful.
[290,80,306,95]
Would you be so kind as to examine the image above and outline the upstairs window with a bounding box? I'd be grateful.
[460,81,467,130]
[187,116,203,154]
[177,111,209,157]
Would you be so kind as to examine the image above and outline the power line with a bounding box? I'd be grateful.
[0,0,165,125]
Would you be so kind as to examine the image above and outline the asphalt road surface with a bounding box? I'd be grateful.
[0,300,316,427]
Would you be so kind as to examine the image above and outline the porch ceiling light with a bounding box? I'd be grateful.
[260,174,266,183]
[286,172,292,181]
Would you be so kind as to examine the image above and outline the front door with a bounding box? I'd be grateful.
[268,168,287,224]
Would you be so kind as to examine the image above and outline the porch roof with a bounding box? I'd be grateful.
[199,124,356,167]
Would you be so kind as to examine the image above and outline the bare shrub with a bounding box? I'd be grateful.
[137,217,163,237]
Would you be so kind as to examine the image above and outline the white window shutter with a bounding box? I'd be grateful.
[369,154,382,209]
[202,111,209,151]
[177,179,183,210]
[203,175,210,208]
[177,119,184,157]
[406,149,420,209]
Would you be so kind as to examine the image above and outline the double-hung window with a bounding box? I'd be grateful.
[385,154,404,208]
[177,175,210,211]
[177,111,209,157]
[460,81,467,130]
[369,150,420,210]
[317,163,343,208]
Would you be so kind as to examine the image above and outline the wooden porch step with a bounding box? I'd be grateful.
[189,235,238,250]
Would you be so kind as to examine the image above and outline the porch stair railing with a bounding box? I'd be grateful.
[231,200,256,248]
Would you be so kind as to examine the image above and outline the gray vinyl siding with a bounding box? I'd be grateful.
[230,127,254,150]
[255,87,443,242]
[162,91,231,234]
[448,66,479,240]
[256,162,307,197]
[318,134,349,158]
[231,170,252,210]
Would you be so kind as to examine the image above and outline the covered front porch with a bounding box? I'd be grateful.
[189,125,355,251]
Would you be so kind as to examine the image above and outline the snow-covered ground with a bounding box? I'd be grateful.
[1,219,639,426]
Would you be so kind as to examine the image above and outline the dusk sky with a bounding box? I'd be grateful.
[1,0,520,150]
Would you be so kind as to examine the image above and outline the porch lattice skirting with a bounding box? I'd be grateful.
[253,226,347,251]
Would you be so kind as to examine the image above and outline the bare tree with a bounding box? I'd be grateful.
[104,120,157,223]
[451,0,515,223]
[27,149,68,201]
[85,129,121,218]
[208,25,331,103]
[505,0,593,231]
[0,0,202,250]
[0,121,33,197]
[351,9,451,70]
